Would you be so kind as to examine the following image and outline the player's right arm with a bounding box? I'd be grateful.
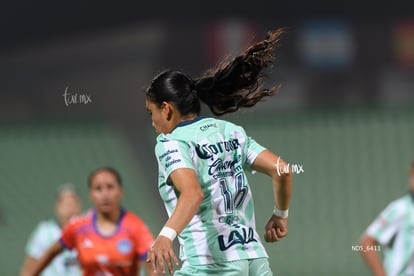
[359,235,386,276]
[20,223,48,276]
[21,241,64,276]
[359,200,403,276]
[23,217,78,276]
[20,256,39,276]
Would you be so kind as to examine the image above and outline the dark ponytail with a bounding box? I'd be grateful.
[146,28,285,116]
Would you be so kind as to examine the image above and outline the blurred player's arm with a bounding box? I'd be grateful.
[21,241,63,276]
[20,256,39,276]
[359,235,386,276]
[251,150,292,242]
[20,223,49,276]
[359,200,402,276]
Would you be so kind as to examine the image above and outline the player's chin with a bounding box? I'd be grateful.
[98,203,116,213]
[152,124,161,134]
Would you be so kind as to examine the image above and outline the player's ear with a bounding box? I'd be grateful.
[161,101,174,121]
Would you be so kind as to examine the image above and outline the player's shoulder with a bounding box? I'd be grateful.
[155,132,191,151]
[122,210,146,227]
[383,194,412,215]
[156,133,172,144]
[155,134,183,158]
[66,211,93,229]
[155,117,245,147]
[218,118,247,135]
[390,194,411,206]
[194,117,246,137]
[32,219,59,235]
[207,117,241,128]
[38,219,58,228]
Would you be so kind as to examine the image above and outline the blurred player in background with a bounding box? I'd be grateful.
[25,167,157,276]
[20,184,82,276]
[145,29,292,275]
[359,162,414,276]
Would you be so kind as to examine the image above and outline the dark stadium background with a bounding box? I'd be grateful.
[1,1,414,275]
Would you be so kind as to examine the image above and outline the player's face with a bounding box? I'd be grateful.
[410,165,414,192]
[145,99,173,134]
[89,171,123,214]
[55,192,81,226]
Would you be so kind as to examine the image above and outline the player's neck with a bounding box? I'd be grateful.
[179,113,198,122]
[95,208,122,236]
[171,113,198,129]
[98,208,121,224]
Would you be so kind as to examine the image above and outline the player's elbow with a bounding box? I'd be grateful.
[194,189,205,205]
[271,166,292,185]
[182,185,204,206]
[273,157,292,178]
[191,186,205,208]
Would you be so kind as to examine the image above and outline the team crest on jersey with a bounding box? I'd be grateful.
[117,239,132,254]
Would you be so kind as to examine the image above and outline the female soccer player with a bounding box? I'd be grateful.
[25,167,157,276]
[20,184,82,276]
[359,162,414,276]
[145,29,292,275]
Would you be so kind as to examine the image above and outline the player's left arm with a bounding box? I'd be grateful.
[147,168,204,274]
[251,149,292,242]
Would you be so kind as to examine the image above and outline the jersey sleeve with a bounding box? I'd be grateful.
[133,218,155,260]
[25,222,49,259]
[365,200,405,245]
[155,136,195,183]
[244,136,266,169]
[59,220,77,250]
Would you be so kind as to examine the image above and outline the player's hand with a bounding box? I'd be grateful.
[264,214,288,242]
[146,235,179,274]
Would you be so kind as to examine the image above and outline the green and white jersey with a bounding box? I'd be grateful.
[155,116,268,265]
[26,219,82,276]
[366,193,414,276]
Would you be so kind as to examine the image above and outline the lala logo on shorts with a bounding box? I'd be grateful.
[218,225,257,251]
[117,239,132,254]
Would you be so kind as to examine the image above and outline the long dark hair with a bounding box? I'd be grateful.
[146,28,285,116]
